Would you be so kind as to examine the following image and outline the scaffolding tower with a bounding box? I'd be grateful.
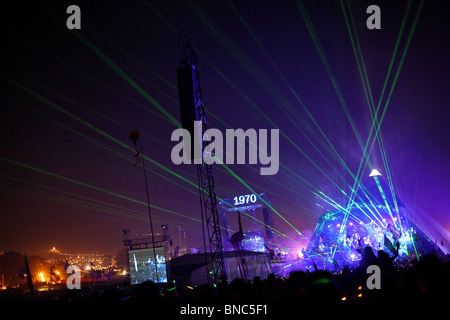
[177,31,227,284]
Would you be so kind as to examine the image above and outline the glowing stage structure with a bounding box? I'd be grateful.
[219,192,275,253]
[304,170,444,270]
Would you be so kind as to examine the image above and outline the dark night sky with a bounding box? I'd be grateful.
[1,0,449,255]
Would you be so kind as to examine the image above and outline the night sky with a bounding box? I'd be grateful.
[1,0,449,255]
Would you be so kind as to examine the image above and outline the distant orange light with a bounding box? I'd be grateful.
[37,272,46,282]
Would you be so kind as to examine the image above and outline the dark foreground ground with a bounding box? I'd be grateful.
[1,252,449,317]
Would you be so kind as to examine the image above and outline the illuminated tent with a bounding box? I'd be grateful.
[304,170,444,269]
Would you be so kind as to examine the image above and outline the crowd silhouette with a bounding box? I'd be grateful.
[129,247,449,306]
[1,247,448,311]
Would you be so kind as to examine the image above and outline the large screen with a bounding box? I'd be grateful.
[128,247,168,284]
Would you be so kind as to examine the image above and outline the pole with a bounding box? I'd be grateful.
[139,136,159,282]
